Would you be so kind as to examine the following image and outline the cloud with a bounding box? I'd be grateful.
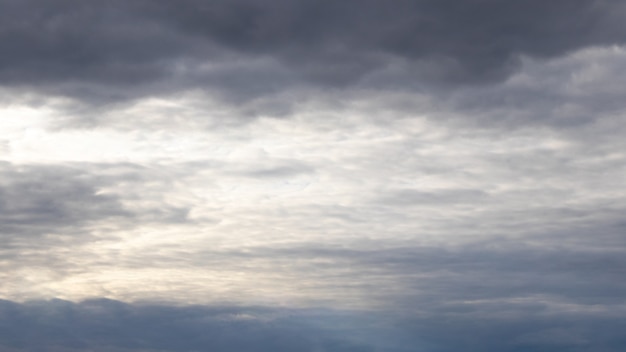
[1,0,625,107]
[0,161,196,247]
[1,82,625,303]
[1,3,626,349]
[1,292,626,352]
[0,162,129,240]
[402,304,626,352]
[0,299,382,352]
[441,45,626,128]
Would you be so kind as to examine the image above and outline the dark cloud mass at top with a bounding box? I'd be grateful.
[1,0,625,104]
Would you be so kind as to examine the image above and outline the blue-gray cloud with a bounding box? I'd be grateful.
[1,0,625,106]
[0,299,383,352]
[1,295,625,352]
[1,2,626,351]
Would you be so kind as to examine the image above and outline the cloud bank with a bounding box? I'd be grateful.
[2,0,626,351]
[2,0,626,107]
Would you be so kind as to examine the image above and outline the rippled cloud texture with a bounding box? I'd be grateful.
[1,1,626,351]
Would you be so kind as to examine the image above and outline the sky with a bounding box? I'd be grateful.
[1,0,626,351]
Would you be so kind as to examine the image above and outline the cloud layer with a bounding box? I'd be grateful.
[2,0,626,107]
[2,1,626,351]
[1,296,625,352]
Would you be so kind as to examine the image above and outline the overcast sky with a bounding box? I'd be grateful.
[1,1,626,351]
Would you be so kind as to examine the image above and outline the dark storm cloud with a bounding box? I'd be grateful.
[1,0,625,105]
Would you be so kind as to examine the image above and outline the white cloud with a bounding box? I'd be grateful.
[0,46,625,315]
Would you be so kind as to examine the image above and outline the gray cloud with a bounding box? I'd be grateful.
[0,162,193,243]
[0,162,129,240]
[187,231,626,351]
[0,299,382,352]
[3,239,623,351]
[402,305,626,352]
[1,0,625,107]
[2,2,626,350]
[376,188,488,206]
[230,160,315,179]
[237,221,626,306]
